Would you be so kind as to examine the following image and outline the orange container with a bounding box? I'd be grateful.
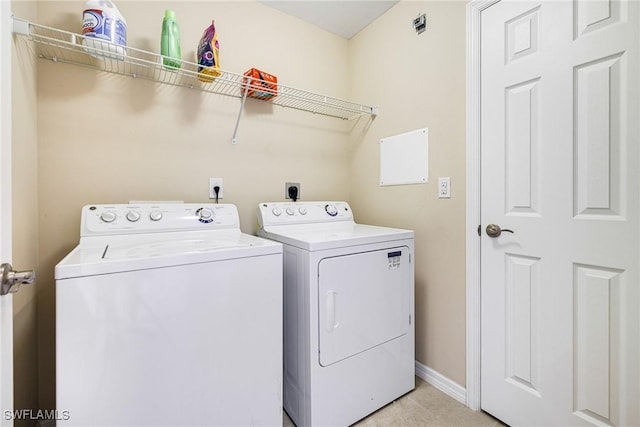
[243,68,278,100]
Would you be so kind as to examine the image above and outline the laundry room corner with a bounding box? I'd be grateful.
[348,1,468,391]
[7,0,472,418]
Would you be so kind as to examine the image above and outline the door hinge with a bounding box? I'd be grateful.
[477,224,481,236]
[409,314,412,325]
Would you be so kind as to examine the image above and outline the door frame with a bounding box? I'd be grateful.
[0,0,14,422]
[465,0,499,412]
[1,0,12,256]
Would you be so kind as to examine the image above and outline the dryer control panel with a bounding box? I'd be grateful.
[257,201,354,227]
[81,203,240,236]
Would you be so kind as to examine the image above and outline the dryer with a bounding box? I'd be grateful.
[257,201,415,427]
[55,203,282,427]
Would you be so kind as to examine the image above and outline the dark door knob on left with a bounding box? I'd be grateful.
[486,224,515,238]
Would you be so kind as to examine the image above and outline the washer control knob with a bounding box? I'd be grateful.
[100,211,117,223]
[286,208,295,216]
[125,211,141,222]
[198,208,214,220]
[298,207,308,215]
[325,204,338,217]
[149,210,163,222]
[272,207,282,217]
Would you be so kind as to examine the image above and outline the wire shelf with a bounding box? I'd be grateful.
[12,17,378,122]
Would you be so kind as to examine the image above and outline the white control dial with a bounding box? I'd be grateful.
[149,210,163,221]
[325,204,338,217]
[126,211,141,222]
[286,208,295,216]
[100,211,117,223]
[198,208,214,220]
[272,207,282,217]
[298,207,308,215]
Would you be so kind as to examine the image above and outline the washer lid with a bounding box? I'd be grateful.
[259,222,413,251]
[55,230,282,279]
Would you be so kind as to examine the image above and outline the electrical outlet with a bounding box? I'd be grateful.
[209,178,223,199]
[438,177,451,198]
[285,182,301,200]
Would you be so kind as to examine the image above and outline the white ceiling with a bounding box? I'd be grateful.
[259,1,399,39]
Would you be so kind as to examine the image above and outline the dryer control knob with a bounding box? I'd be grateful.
[325,204,338,217]
[198,208,214,220]
[286,208,295,216]
[298,207,308,215]
[126,211,141,222]
[272,208,282,217]
[100,211,117,223]
[149,210,163,221]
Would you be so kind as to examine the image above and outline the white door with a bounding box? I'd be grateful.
[0,0,14,424]
[480,0,639,426]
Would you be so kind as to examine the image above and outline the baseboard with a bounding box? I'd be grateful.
[415,360,467,406]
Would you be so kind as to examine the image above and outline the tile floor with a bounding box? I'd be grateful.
[283,376,506,427]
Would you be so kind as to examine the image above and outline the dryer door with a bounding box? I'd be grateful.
[318,246,411,366]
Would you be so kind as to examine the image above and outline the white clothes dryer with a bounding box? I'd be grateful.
[55,203,283,427]
[257,201,415,427]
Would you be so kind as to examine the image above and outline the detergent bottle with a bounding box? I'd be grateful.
[81,0,127,60]
[161,10,182,69]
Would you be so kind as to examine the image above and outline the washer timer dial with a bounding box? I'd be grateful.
[196,207,215,223]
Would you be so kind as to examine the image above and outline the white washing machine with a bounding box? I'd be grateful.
[257,201,415,427]
[55,203,283,427]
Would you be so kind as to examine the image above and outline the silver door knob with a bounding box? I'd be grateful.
[1,263,35,296]
[486,224,515,238]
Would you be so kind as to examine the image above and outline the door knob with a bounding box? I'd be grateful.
[486,224,515,238]
[0,263,35,296]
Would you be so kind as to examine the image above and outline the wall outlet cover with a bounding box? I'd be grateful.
[209,178,223,199]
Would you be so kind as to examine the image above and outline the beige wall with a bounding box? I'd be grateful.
[32,0,352,410]
[348,1,467,386]
[11,1,39,425]
[10,0,468,414]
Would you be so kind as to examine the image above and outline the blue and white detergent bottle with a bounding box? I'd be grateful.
[81,0,127,60]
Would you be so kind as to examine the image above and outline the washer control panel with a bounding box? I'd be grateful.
[81,203,240,236]
[257,201,353,227]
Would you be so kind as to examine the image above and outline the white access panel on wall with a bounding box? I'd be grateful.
[380,128,428,186]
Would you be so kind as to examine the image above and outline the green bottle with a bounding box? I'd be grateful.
[161,10,181,69]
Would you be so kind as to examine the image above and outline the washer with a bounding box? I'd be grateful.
[257,201,415,427]
[55,203,283,427]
